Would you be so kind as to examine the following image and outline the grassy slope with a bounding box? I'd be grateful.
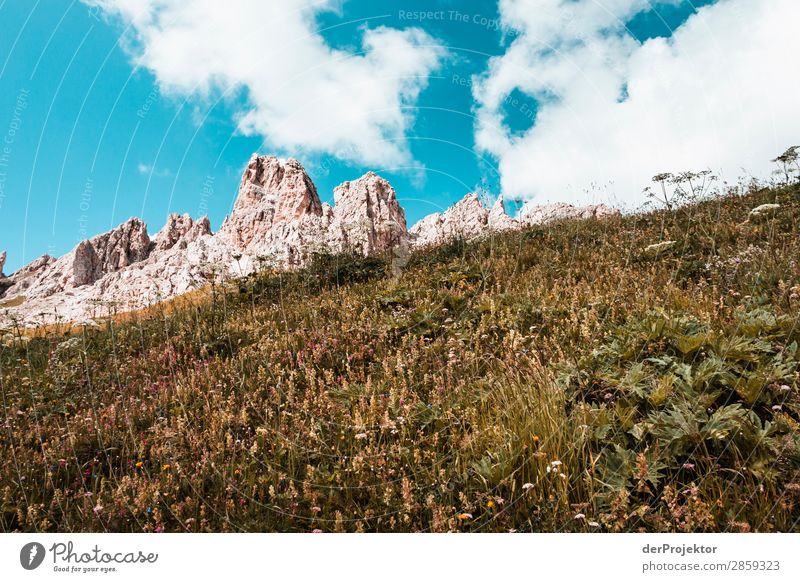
[1,182,799,532]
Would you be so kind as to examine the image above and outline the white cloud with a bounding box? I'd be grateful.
[84,0,445,167]
[473,0,800,207]
[137,163,171,177]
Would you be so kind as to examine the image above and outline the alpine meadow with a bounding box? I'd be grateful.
[2,153,799,533]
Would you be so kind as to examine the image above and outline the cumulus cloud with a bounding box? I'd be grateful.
[473,0,800,207]
[84,0,445,167]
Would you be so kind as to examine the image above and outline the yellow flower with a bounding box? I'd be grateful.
[457,513,473,521]
[135,461,143,469]
[161,464,171,471]
[487,500,495,509]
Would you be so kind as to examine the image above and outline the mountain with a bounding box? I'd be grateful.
[0,154,616,326]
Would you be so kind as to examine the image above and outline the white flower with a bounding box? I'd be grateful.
[522,483,534,491]
[644,240,677,254]
[574,513,586,520]
[588,521,600,528]
[749,203,780,217]
[355,433,368,440]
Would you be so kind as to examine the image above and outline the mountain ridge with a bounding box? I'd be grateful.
[0,154,617,326]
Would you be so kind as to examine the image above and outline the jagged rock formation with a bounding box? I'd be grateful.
[409,193,618,248]
[328,172,408,255]
[518,202,619,225]
[0,154,618,326]
[153,213,212,251]
[1,218,151,302]
[409,193,490,247]
[488,196,518,232]
[216,155,324,253]
[72,217,152,287]
[0,251,5,277]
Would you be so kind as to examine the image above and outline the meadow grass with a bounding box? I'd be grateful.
[1,180,799,532]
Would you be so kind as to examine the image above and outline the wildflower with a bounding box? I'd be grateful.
[135,461,144,469]
[311,506,321,513]
[487,500,495,509]
[93,504,103,514]
[682,463,696,471]
[532,435,540,446]
[522,483,534,491]
[547,460,562,474]
[644,240,677,254]
[457,513,473,521]
[749,203,780,218]
[162,464,171,471]
[588,521,600,528]
[574,513,586,520]
[312,529,323,533]
[355,433,368,440]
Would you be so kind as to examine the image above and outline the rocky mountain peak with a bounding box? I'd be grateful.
[220,155,323,251]
[487,195,518,232]
[72,217,151,287]
[234,155,322,220]
[0,251,6,277]
[409,192,491,248]
[153,213,212,251]
[329,172,408,255]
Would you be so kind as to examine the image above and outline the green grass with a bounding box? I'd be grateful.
[1,180,799,532]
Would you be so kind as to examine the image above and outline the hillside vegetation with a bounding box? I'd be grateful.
[1,179,799,532]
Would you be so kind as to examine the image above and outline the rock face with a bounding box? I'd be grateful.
[218,155,322,249]
[488,196,518,232]
[0,251,5,277]
[153,213,212,251]
[518,202,619,225]
[328,172,408,255]
[409,194,619,248]
[409,193,490,247]
[72,217,152,287]
[0,153,619,326]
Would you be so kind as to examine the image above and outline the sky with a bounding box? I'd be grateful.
[0,0,797,272]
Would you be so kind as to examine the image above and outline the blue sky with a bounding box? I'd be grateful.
[0,0,796,273]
